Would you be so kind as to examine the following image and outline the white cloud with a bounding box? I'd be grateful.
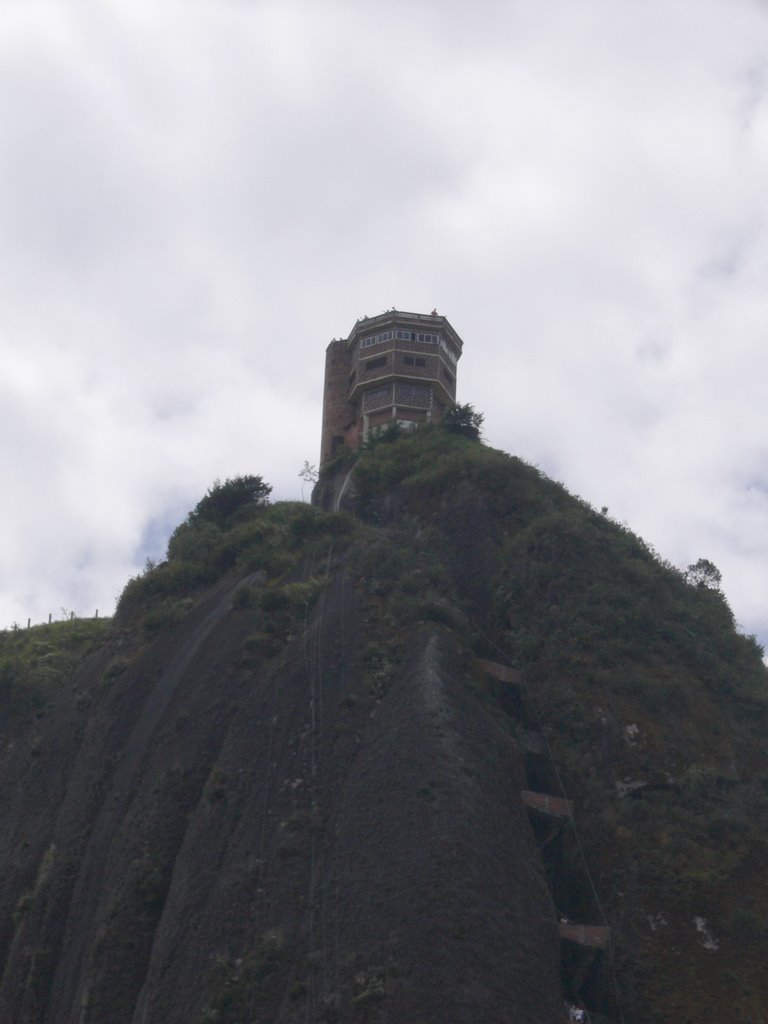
[0,0,767,651]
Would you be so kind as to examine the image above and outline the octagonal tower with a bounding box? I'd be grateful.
[320,309,463,467]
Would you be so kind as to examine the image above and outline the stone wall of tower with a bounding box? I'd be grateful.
[320,339,355,466]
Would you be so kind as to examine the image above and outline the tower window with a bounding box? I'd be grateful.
[439,338,457,364]
[395,383,430,407]
[365,356,387,371]
[363,384,393,412]
[366,386,389,401]
[395,330,439,344]
[361,330,393,348]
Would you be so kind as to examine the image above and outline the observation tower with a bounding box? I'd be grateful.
[320,309,463,466]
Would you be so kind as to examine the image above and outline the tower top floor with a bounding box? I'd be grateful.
[342,309,464,360]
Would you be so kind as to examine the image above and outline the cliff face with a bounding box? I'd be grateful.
[1,430,767,1024]
[0,525,561,1022]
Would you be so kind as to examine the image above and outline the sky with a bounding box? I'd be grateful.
[1,0,767,652]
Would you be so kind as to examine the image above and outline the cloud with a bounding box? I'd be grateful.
[0,0,767,653]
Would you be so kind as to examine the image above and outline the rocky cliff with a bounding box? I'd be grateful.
[0,429,766,1023]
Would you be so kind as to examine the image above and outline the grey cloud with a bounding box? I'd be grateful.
[0,0,767,653]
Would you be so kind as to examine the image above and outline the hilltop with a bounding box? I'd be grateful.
[0,427,766,1023]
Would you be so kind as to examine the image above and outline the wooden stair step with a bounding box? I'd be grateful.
[521,789,573,820]
[477,658,524,685]
[558,922,611,948]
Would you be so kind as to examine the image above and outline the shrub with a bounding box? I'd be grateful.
[116,561,212,621]
[167,520,223,565]
[141,601,190,640]
[189,475,272,529]
[443,402,484,440]
[0,618,111,711]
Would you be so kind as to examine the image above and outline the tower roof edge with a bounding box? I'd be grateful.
[345,309,463,354]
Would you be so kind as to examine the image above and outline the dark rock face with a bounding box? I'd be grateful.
[0,566,562,1023]
[7,430,764,1024]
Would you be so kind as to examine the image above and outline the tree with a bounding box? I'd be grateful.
[189,475,272,528]
[443,402,484,440]
[685,558,722,591]
[298,461,318,501]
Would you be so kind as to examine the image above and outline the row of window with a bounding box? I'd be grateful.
[367,386,390,400]
[439,338,458,365]
[398,331,459,366]
[397,383,430,400]
[358,329,458,365]
[354,353,452,405]
[395,329,438,343]
[359,354,428,374]
[364,382,431,402]
[360,330,394,348]
[364,382,430,397]
[360,328,431,348]
[353,359,451,397]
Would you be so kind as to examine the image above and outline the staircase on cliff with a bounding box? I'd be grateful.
[478,657,616,1021]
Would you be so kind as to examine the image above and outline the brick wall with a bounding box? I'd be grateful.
[320,339,355,465]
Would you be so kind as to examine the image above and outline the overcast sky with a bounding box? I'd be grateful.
[1,0,767,652]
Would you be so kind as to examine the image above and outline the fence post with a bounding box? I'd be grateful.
[48,613,52,624]
[27,618,30,629]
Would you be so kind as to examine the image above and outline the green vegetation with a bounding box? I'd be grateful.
[685,556,723,590]
[341,427,768,1020]
[188,474,272,529]
[117,495,352,634]
[2,427,766,1022]
[199,937,286,1024]
[241,577,331,662]
[443,401,484,440]
[351,422,496,514]
[350,428,765,706]
[0,478,344,708]
[0,617,111,710]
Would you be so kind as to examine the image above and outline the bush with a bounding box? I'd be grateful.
[116,561,212,621]
[443,402,484,440]
[189,475,272,529]
[167,520,223,565]
[141,601,190,639]
[0,618,111,711]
